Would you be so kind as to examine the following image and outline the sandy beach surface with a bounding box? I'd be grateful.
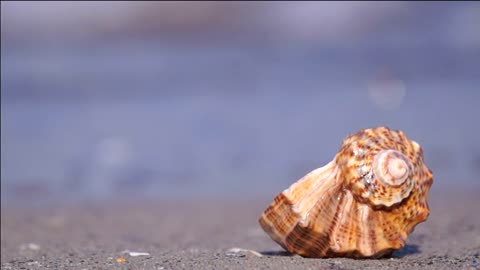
[1,189,479,270]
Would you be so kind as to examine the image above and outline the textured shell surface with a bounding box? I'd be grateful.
[259,126,433,258]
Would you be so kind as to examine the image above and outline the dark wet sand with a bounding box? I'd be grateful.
[1,189,479,270]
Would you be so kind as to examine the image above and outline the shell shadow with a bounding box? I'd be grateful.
[259,244,420,258]
[392,244,421,258]
[260,250,294,256]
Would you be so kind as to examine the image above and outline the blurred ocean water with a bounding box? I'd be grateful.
[1,41,479,206]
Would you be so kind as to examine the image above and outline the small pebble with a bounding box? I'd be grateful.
[121,249,151,257]
[19,243,41,251]
[225,248,263,258]
[26,261,41,266]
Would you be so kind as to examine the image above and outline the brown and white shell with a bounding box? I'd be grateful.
[258,126,433,258]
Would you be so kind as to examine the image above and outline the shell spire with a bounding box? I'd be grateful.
[259,126,433,258]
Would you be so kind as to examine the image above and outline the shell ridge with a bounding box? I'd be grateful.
[300,165,342,224]
[259,161,340,251]
[258,194,296,249]
[285,177,345,257]
[287,161,339,223]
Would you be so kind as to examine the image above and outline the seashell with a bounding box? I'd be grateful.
[258,126,433,258]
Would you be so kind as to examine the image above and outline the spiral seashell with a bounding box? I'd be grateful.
[258,126,433,258]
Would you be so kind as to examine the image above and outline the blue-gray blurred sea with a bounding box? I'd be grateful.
[1,41,479,206]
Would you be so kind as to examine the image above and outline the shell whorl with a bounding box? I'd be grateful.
[373,149,412,187]
[336,127,419,208]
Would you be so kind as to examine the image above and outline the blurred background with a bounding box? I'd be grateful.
[2,1,480,206]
